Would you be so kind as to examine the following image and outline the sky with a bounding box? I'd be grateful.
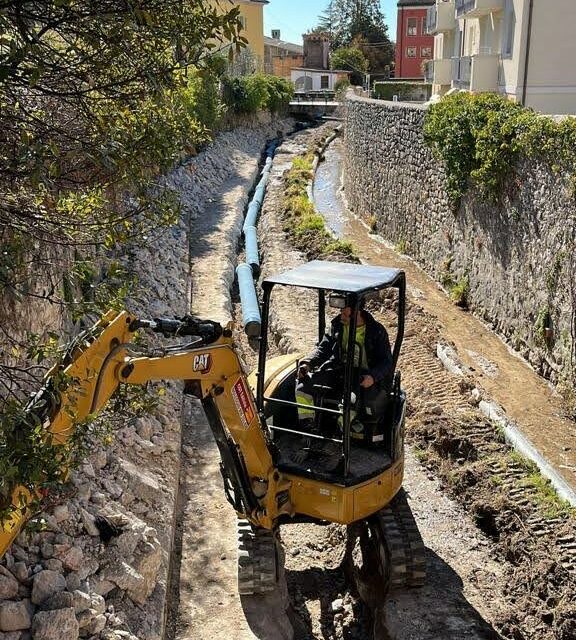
[264,0,398,46]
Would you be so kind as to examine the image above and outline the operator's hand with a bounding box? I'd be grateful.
[360,374,375,389]
[297,363,310,380]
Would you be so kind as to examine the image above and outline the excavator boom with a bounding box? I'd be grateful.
[0,311,290,558]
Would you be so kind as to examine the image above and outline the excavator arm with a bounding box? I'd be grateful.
[1,310,292,558]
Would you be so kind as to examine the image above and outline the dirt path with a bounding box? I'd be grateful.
[318,139,576,496]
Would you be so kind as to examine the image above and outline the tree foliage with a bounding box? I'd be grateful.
[0,0,246,509]
[0,0,245,403]
[316,0,394,70]
[330,47,368,85]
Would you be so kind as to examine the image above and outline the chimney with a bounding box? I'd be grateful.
[303,32,330,70]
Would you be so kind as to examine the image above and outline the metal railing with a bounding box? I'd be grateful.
[452,56,471,87]
[455,0,475,17]
[426,6,438,34]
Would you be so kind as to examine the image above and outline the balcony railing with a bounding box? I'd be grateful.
[430,58,453,85]
[455,0,504,18]
[452,56,471,88]
[427,1,456,34]
[452,54,499,91]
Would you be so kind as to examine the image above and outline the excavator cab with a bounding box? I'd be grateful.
[255,261,407,492]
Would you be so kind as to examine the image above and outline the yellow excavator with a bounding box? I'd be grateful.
[0,261,425,597]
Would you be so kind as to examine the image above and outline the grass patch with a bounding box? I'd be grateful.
[282,151,357,260]
[449,275,470,308]
[395,238,407,254]
[508,451,575,518]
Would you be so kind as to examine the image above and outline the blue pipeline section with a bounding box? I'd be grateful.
[237,139,279,336]
[244,201,260,229]
[236,264,261,337]
[244,226,260,277]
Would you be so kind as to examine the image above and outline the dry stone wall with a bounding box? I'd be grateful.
[343,94,576,392]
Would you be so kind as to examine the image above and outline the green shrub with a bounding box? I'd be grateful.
[373,81,431,102]
[424,92,576,203]
[222,74,293,115]
[334,78,351,99]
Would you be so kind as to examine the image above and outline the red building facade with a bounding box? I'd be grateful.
[395,0,435,79]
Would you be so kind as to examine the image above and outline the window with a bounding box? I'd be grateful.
[407,17,418,36]
[406,47,417,58]
[421,46,432,58]
[422,18,426,35]
[502,0,516,58]
[320,75,329,89]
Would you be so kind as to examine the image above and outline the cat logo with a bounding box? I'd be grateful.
[192,353,212,374]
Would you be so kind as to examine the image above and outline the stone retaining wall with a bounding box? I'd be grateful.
[343,94,576,394]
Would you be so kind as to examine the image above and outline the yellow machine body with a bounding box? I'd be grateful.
[2,312,403,558]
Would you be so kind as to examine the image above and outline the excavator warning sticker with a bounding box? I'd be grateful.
[232,378,254,428]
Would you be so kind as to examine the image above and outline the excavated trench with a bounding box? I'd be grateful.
[164,123,575,640]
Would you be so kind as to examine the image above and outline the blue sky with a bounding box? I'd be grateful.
[264,0,398,46]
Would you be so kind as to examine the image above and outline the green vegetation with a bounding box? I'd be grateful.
[439,256,470,308]
[315,0,394,70]
[330,47,368,85]
[450,276,470,309]
[507,452,575,518]
[424,92,576,203]
[395,238,408,254]
[334,78,352,100]
[222,74,293,115]
[534,307,552,348]
[373,82,431,102]
[283,153,356,260]
[0,1,291,522]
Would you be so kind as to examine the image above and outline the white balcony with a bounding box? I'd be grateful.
[425,59,452,85]
[452,54,499,92]
[426,2,456,35]
[455,0,504,18]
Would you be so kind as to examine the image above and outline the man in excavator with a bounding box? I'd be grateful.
[295,293,394,438]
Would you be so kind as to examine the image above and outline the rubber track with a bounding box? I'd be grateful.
[237,519,278,595]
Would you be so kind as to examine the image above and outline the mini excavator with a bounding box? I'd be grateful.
[0,261,426,597]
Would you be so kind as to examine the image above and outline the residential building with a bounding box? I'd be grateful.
[425,0,576,114]
[395,0,435,79]
[291,33,349,92]
[213,0,268,68]
[264,34,304,79]
[290,68,350,92]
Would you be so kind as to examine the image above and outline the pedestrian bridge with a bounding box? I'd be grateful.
[289,96,341,118]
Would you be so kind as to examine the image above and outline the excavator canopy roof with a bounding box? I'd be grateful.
[262,260,404,294]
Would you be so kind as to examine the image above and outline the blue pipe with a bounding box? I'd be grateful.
[236,263,261,337]
[244,201,260,230]
[244,225,260,277]
[253,181,266,207]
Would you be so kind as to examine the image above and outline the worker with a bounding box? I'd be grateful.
[295,294,394,435]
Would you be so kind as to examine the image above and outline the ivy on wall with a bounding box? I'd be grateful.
[423,93,576,203]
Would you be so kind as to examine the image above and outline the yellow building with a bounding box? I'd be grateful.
[216,0,268,67]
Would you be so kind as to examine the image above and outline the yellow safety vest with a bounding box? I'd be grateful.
[341,324,367,368]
